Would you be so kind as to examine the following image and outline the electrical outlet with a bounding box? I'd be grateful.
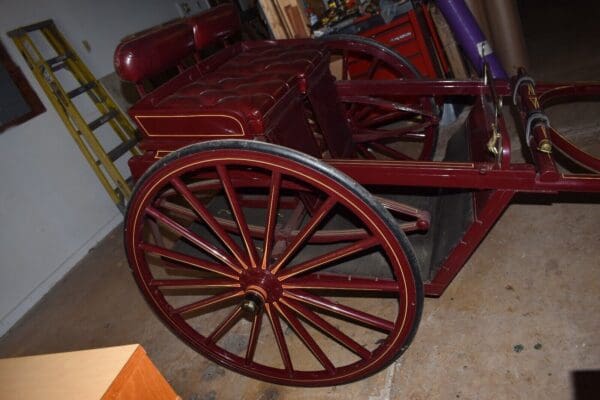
[194,0,210,12]
[176,2,192,17]
[175,0,210,17]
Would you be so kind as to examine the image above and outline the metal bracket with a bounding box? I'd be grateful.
[513,75,536,105]
[525,112,552,152]
[537,138,553,154]
[487,123,502,160]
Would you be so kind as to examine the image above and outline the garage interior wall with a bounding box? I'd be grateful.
[0,0,179,336]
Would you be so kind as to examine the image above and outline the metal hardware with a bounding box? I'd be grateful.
[512,75,536,105]
[389,32,412,43]
[487,123,502,158]
[537,138,553,154]
[241,292,263,314]
[525,112,552,151]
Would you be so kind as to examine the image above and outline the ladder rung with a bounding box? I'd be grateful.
[50,61,68,72]
[107,138,138,161]
[46,53,69,66]
[47,54,72,72]
[7,19,54,37]
[67,82,97,98]
[88,110,118,130]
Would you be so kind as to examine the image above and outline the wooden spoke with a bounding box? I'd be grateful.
[207,305,243,343]
[324,34,438,163]
[170,177,249,267]
[274,303,335,373]
[356,143,376,159]
[277,236,380,281]
[139,242,238,279]
[160,199,265,239]
[350,104,375,124]
[270,197,337,274]
[149,278,240,289]
[125,140,422,385]
[279,297,371,360]
[261,171,281,269]
[217,165,260,268]
[147,219,165,247]
[159,203,370,244]
[283,273,400,292]
[358,109,426,128]
[342,49,349,80]
[352,124,432,143]
[340,96,436,119]
[171,290,244,316]
[145,206,244,273]
[284,290,395,332]
[366,58,380,80]
[237,194,298,209]
[159,179,221,198]
[265,303,293,372]
[214,215,369,244]
[374,196,430,220]
[245,310,263,364]
[157,200,196,221]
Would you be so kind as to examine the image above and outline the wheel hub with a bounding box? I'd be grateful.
[241,292,263,314]
[239,268,282,304]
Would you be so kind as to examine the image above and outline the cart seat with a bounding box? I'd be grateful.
[129,42,328,139]
[114,4,241,85]
[153,46,324,111]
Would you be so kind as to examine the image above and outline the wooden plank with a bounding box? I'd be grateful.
[103,346,179,400]
[258,0,289,39]
[429,4,469,79]
[285,5,310,38]
[273,0,294,38]
[287,0,311,37]
[0,344,179,400]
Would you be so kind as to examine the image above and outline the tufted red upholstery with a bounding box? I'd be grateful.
[114,22,194,84]
[130,41,328,141]
[114,4,242,84]
[187,4,241,50]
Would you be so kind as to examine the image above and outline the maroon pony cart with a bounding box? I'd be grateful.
[114,5,600,386]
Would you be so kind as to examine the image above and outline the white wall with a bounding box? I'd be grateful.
[0,0,180,336]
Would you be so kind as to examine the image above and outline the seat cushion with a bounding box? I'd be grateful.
[187,3,241,49]
[131,42,328,138]
[114,22,195,83]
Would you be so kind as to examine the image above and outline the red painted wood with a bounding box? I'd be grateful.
[118,27,600,386]
[124,142,422,386]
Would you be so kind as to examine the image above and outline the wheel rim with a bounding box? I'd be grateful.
[125,140,422,386]
[322,35,439,161]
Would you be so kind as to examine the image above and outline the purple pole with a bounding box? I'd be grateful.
[435,0,508,79]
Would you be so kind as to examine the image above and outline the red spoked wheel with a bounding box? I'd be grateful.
[322,34,439,161]
[124,140,423,386]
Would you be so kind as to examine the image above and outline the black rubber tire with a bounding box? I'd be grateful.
[124,139,424,386]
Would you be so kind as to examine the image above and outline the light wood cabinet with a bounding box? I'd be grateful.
[0,344,180,399]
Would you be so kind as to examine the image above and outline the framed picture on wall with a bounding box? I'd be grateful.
[0,39,45,133]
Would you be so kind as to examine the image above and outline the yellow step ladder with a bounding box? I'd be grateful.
[8,20,141,213]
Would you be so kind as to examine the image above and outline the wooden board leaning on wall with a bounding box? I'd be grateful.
[258,0,311,39]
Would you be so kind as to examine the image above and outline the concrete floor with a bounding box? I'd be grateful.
[1,2,599,399]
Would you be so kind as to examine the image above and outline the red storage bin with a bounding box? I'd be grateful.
[360,3,449,78]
